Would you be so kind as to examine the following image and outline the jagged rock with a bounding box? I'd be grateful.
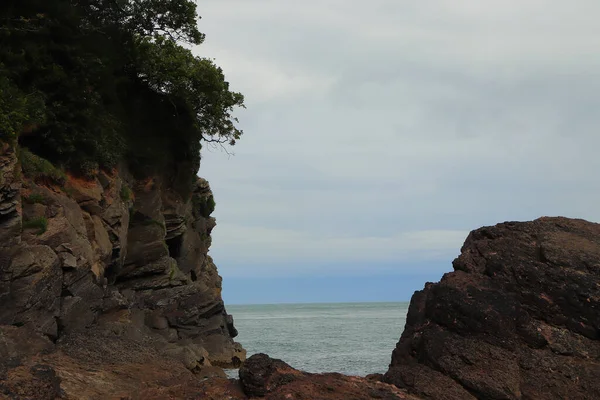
[119,255,173,280]
[59,252,77,269]
[117,264,188,291]
[59,270,105,334]
[163,192,189,240]
[101,287,129,313]
[239,353,419,400]
[195,255,223,297]
[123,224,168,267]
[64,176,103,205]
[385,217,600,400]
[24,186,95,270]
[202,333,246,368]
[85,214,113,260]
[0,245,62,339]
[163,342,212,371]
[0,325,239,400]
[0,165,244,397]
[226,314,239,338]
[0,146,22,248]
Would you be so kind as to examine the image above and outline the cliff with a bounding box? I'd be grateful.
[0,144,244,398]
[3,132,600,400]
[385,217,600,400]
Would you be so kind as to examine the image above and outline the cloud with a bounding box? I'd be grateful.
[193,0,600,279]
[210,223,467,276]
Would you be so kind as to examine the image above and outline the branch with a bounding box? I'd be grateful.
[203,138,234,158]
[201,135,228,144]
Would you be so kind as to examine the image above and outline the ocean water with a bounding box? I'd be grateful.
[226,302,409,377]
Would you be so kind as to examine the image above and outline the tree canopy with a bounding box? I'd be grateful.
[0,0,244,188]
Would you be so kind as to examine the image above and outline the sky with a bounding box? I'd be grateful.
[191,0,600,304]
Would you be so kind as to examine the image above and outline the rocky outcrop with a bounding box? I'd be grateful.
[0,145,244,398]
[384,217,600,400]
[5,137,600,400]
[238,353,420,400]
[0,324,235,399]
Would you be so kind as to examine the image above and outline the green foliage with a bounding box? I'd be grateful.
[0,0,244,184]
[120,184,132,202]
[0,72,46,143]
[19,148,66,185]
[194,194,216,218]
[134,37,244,145]
[24,193,46,204]
[23,216,48,235]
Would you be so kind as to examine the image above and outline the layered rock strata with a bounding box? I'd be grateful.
[0,143,244,399]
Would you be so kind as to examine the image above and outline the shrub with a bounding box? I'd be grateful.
[23,216,48,235]
[24,193,45,204]
[0,73,46,144]
[19,148,66,185]
[120,184,132,202]
[194,195,216,218]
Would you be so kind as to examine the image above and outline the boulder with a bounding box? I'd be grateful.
[239,353,419,400]
[385,217,600,400]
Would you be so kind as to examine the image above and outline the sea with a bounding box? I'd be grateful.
[225,302,409,377]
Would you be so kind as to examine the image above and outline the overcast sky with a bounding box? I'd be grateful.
[192,0,600,303]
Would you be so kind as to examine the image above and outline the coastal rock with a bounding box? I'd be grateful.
[0,153,245,390]
[385,217,600,400]
[0,245,62,339]
[0,324,236,400]
[239,353,420,400]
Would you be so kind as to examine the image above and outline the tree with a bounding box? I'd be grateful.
[0,0,244,182]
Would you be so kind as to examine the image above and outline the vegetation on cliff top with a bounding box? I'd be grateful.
[0,0,244,193]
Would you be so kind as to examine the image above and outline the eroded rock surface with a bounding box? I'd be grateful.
[385,217,600,400]
[0,150,244,398]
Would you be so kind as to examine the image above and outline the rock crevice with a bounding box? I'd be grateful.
[0,150,244,396]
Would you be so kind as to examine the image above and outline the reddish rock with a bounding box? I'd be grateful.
[239,353,420,400]
[385,217,600,400]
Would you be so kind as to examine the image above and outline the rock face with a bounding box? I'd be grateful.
[0,145,244,398]
[4,137,600,400]
[238,353,420,400]
[385,217,600,400]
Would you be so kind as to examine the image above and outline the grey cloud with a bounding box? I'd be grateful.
[194,0,600,276]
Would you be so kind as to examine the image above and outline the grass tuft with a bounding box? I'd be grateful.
[19,148,66,185]
[23,216,48,235]
[120,184,132,202]
[24,193,45,204]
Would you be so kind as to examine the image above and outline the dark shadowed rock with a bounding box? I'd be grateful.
[385,217,600,400]
[1,245,62,339]
[0,146,22,248]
